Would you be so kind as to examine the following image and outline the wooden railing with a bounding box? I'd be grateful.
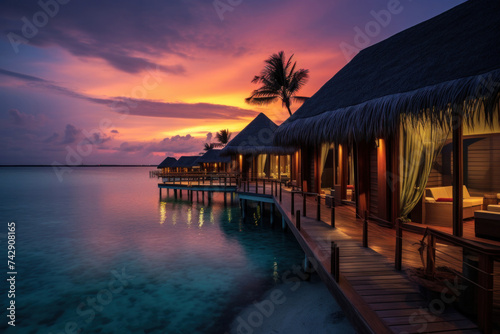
[423,228,500,333]
[157,172,240,187]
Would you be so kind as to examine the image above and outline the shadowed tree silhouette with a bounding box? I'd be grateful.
[215,129,231,147]
[203,143,215,151]
[245,51,309,116]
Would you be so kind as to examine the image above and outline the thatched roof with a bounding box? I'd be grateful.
[157,157,177,169]
[275,0,500,146]
[196,149,231,164]
[172,156,201,168]
[221,113,296,156]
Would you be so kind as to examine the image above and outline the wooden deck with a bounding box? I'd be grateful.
[237,182,483,334]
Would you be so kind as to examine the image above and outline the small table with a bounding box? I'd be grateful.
[483,194,498,210]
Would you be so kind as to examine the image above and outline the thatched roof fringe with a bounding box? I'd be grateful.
[274,69,500,147]
[222,145,297,156]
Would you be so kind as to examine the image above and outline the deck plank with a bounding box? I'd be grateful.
[234,184,481,334]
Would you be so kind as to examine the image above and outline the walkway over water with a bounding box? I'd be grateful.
[236,181,482,334]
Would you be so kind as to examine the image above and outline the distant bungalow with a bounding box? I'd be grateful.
[170,156,201,173]
[157,156,177,174]
[221,113,296,182]
[274,0,500,237]
[196,149,231,172]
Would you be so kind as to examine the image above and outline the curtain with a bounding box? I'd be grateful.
[399,115,450,220]
[319,143,330,186]
[257,154,267,177]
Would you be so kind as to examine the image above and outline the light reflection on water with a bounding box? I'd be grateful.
[0,167,309,334]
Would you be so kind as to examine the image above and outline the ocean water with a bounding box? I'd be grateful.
[0,167,352,334]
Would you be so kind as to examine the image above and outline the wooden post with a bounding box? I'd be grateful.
[335,246,340,282]
[477,253,493,334]
[180,189,183,199]
[425,234,435,277]
[363,210,368,248]
[263,179,266,195]
[256,179,259,194]
[291,191,295,215]
[331,199,335,228]
[159,188,162,200]
[167,188,169,196]
[395,219,402,270]
[296,210,301,230]
[452,108,464,237]
[275,181,278,196]
[331,242,336,276]
[174,189,178,199]
[317,195,321,221]
[231,192,234,205]
[279,182,282,202]
[303,193,307,217]
[260,202,263,217]
[270,204,274,225]
[224,192,227,206]
[201,190,204,203]
[196,191,199,202]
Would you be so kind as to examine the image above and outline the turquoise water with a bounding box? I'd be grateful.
[0,167,349,333]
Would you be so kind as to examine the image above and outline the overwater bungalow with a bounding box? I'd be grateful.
[196,149,231,172]
[221,113,297,183]
[272,2,500,331]
[157,156,177,174]
[275,0,500,234]
[171,156,201,173]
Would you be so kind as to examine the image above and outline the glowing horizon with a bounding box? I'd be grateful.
[0,0,466,164]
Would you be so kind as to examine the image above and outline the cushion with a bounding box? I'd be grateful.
[347,185,354,190]
[462,185,471,199]
[488,205,500,213]
[425,197,436,203]
[436,198,453,202]
[497,193,500,200]
[428,187,452,200]
[463,198,483,207]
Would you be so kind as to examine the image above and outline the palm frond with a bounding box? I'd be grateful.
[246,51,309,115]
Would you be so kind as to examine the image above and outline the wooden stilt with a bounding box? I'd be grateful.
[317,195,321,221]
[331,200,335,228]
[303,193,306,217]
[395,219,402,270]
[363,210,368,248]
[296,210,301,231]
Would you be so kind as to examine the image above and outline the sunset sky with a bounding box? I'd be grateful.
[0,0,465,165]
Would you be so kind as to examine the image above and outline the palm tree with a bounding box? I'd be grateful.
[245,51,309,116]
[203,143,215,151]
[215,129,231,147]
